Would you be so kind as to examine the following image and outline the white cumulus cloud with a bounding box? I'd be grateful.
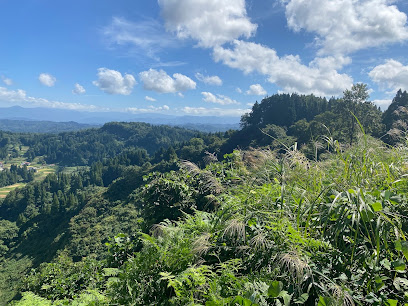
[369,59,408,92]
[0,87,27,102]
[72,83,86,95]
[158,0,257,47]
[93,68,136,95]
[246,84,267,96]
[145,96,156,102]
[284,0,408,55]
[201,92,239,105]
[1,76,13,86]
[213,40,353,96]
[195,73,223,86]
[139,69,196,93]
[39,73,56,87]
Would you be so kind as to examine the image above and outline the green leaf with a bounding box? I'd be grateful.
[371,202,383,212]
[386,299,398,306]
[393,259,406,271]
[103,267,119,277]
[318,296,334,306]
[247,219,257,227]
[232,296,257,306]
[374,276,385,291]
[393,277,408,292]
[268,281,283,298]
[360,207,375,222]
[400,241,408,261]
[278,290,292,306]
[294,293,309,304]
[41,284,52,290]
[380,258,391,270]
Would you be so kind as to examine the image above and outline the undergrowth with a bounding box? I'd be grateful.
[13,135,408,305]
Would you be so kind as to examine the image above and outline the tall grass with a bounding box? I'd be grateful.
[13,135,408,305]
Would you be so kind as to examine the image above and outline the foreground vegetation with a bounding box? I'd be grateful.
[0,86,408,305]
[10,135,408,305]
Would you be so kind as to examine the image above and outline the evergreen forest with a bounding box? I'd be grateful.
[1,85,408,305]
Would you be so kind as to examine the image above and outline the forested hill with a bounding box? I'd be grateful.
[222,85,388,155]
[1,86,408,305]
[21,122,208,166]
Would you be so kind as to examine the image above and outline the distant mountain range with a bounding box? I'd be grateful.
[0,119,98,133]
[0,106,241,133]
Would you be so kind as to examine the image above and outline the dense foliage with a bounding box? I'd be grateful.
[0,86,408,305]
[223,84,386,157]
[23,122,204,166]
[0,165,34,188]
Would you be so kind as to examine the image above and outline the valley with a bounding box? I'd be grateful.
[0,89,407,305]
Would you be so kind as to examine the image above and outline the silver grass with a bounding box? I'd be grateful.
[280,251,311,284]
[223,218,246,242]
[180,160,201,177]
[150,219,174,237]
[331,284,355,306]
[203,151,218,165]
[249,233,269,250]
[200,171,223,195]
[192,233,212,256]
[242,149,273,168]
[285,148,310,169]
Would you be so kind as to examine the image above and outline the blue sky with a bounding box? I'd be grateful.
[1,0,408,117]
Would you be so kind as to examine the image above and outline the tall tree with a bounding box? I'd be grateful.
[340,83,370,145]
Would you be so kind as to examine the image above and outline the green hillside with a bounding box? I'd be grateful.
[1,86,408,305]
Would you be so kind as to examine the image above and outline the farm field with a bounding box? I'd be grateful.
[0,145,57,198]
[0,166,57,199]
[0,183,26,199]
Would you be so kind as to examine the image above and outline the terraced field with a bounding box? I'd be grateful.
[0,145,57,199]
[35,167,57,181]
[0,166,57,199]
[0,183,26,199]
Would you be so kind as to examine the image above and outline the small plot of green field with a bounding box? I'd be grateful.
[3,156,26,166]
[0,183,26,199]
[19,146,29,155]
[35,167,57,181]
[0,167,57,198]
[60,166,89,174]
[0,144,58,199]
[0,167,57,199]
